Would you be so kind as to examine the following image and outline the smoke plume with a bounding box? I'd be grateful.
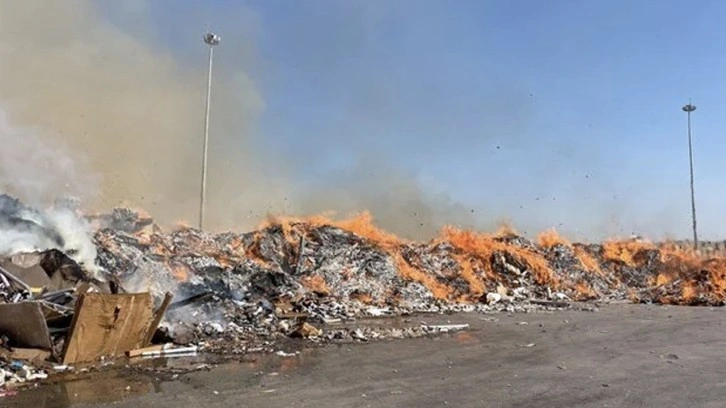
[0,0,490,240]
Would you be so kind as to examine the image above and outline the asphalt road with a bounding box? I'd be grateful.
[9,304,726,408]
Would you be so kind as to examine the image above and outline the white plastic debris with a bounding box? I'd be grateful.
[141,344,198,357]
[351,328,368,341]
[365,307,392,317]
[486,292,502,305]
[553,292,571,301]
[421,324,470,333]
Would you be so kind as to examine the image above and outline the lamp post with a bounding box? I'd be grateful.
[199,32,220,231]
[681,101,698,250]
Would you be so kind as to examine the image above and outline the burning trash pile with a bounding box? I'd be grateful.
[1,193,726,388]
[0,195,173,390]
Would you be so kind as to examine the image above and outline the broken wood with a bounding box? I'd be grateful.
[143,292,173,347]
[126,344,165,358]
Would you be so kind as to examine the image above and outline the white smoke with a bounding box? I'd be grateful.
[0,106,101,276]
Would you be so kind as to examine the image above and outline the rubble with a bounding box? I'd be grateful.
[2,194,726,389]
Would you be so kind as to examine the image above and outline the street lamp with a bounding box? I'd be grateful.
[199,32,220,231]
[681,101,698,250]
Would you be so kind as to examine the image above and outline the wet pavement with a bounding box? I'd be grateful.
[5,304,726,408]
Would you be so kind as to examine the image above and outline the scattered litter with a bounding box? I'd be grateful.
[141,344,198,357]
[421,324,469,333]
[486,293,502,305]
[366,307,392,317]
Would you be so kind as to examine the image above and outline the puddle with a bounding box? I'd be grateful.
[2,349,318,407]
[3,370,162,408]
[2,315,475,407]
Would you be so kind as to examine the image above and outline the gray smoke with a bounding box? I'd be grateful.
[0,194,99,276]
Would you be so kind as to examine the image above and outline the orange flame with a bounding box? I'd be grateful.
[537,228,571,248]
[301,275,330,295]
[602,240,655,267]
[440,226,559,288]
[171,263,190,282]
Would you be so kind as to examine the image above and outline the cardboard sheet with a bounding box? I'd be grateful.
[61,292,155,364]
[0,302,53,350]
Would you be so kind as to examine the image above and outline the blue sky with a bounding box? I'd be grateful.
[120,0,726,240]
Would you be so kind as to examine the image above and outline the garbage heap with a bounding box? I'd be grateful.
[1,194,726,387]
[0,196,171,389]
[92,208,726,350]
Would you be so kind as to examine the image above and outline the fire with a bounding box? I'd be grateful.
[394,253,452,300]
[301,275,330,295]
[92,198,726,308]
[350,292,373,303]
[494,220,518,237]
[602,240,655,267]
[441,226,559,288]
[537,228,570,248]
[574,281,596,300]
[331,212,405,248]
[171,263,190,282]
[327,213,458,299]
[262,212,456,299]
[173,220,193,230]
[573,246,602,275]
[681,282,697,301]
[244,232,274,268]
[654,273,671,286]
[455,256,486,299]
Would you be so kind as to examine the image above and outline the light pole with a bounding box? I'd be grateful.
[199,32,220,231]
[682,100,698,250]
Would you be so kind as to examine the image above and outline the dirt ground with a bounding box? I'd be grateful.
[6,303,726,408]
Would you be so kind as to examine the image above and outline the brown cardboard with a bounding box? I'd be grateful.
[0,302,53,350]
[8,348,52,363]
[61,292,155,364]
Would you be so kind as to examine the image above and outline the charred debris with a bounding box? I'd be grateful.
[0,194,725,388]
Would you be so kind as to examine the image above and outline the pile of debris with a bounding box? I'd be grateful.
[2,194,726,389]
[0,196,182,390]
[0,248,175,389]
[94,210,726,309]
[86,208,726,353]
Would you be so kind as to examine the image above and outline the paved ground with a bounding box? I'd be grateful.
[8,303,726,408]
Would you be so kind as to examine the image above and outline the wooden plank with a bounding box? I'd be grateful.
[126,344,165,358]
[61,292,154,364]
[143,292,173,347]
